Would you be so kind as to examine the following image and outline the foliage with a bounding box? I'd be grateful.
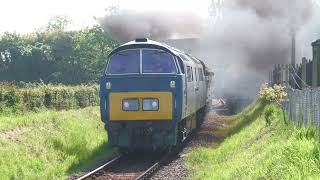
[264,104,275,126]
[0,16,119,84]
[0,107,114,179]
[46,16,71,31]
[0,83,99,113]
[259,83,288,103]
[259,84,288,125]
[187,103,320,180]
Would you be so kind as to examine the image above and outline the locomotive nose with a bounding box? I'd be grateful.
[109,92,173,121]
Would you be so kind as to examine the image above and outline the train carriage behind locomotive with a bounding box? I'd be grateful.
[100,38,213,150]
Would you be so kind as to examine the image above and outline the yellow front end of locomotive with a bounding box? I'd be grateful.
[109,92,173,121]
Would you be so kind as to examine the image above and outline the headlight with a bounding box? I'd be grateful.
[106,82,111,89]
[122,99,139,111]
[143,98,159,111]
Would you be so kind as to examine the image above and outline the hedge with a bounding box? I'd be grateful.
[0,83,99,112]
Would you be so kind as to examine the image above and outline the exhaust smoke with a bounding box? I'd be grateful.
[99,9,205,42]
[99,0,320,98]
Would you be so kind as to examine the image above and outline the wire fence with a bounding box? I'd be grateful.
[270,62,320,134]
[285,87,320,135]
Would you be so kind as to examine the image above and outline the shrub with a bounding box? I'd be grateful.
[22,88,45,111]
[0,83,99,113]
[264,105,274,126]
[259,84,288,125]
[74,86,98,108]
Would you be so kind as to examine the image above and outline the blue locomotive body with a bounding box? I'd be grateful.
[99,39,212,150]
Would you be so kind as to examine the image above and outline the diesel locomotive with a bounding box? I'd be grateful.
[99,38,213,150]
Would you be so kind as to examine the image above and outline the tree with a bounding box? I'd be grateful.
[0,17,119,84]
[46,15,71,32]
[71,25,118,83]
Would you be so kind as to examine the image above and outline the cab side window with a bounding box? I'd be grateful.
[186,66,193,82]
[195,68,198,81]
[177,58,185,74]
[199,68,204,81]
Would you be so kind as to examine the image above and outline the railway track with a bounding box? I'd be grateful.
[76,136,192,180]
[75,102,226,180]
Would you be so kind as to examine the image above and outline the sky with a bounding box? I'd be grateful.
[0,0,211,34]
[1,0,319,34]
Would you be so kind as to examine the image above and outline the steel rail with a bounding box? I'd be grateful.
[76,122,197,180]
[135,161,161,180]
[136,131,195,180]
[76,155,122,180]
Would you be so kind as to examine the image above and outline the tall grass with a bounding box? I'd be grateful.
[0,107,114,179]
[187,103,320,179]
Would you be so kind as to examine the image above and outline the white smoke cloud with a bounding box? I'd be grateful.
[99,0,320,98]
[194,0,320,97]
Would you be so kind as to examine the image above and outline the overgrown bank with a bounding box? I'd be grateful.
[187,102,320,179]
[0,107,113,179]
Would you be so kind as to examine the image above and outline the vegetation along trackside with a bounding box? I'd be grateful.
[0,107,114,179]
[0,83,99,113]
[187,85,320,179]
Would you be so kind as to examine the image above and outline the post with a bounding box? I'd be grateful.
[280,64,284,85]
[291,30,296,66]
[269,71,273,85]
[285,64,290,86]
[275,64,279,84]
[302,57,307,88]
[311,40,320,87]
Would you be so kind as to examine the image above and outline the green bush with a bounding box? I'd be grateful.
[74,86,98,108]
[0,83,99,113]
[22,88,45,111]
[0,86,24,113]
[264,104,275,126]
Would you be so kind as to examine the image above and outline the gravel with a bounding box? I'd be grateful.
[150,110,227,180]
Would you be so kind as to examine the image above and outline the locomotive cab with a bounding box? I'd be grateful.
[99,39,210,150]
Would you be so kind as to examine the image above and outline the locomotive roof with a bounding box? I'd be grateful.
[108,38,185,57]
[312,39,320,46]
[108,39,212,71]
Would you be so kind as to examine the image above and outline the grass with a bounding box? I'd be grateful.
[221,101,264,136]
[209,101,264,147]
[187,102,320,179]
[0,107,114,179]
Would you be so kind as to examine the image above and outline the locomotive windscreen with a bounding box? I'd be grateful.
[106,49,177,74]
[142,49,176,73]
[106,49,140,74]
